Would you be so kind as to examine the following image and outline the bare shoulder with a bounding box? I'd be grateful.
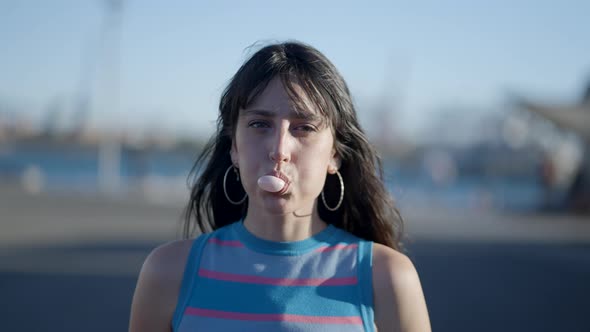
[372,243,431,332]
[372,243,414,275]
[372,243,420,288]
[142,239,195,282]
[129,239,195,332]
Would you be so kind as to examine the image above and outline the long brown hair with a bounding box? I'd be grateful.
[183,41,404,251]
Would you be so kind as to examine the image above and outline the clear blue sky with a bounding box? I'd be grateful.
[1,0,589,140]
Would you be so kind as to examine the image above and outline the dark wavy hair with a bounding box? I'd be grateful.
[183,41,404,251]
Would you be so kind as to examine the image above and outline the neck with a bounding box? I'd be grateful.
[242,202,327,242]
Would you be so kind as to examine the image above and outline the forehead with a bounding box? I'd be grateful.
[243,76,320,119]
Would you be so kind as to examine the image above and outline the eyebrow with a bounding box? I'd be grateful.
[241,109,323,122]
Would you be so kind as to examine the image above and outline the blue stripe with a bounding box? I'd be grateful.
[200,241,357,279]
[358,240,375,332]
[177,315,365,332]
[190,277,360,317]
[210,223,239,240]
[172,233,212,331]
[233,221,340,255]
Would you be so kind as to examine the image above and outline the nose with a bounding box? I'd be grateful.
[269,150,289,163]
[269,125,291,164]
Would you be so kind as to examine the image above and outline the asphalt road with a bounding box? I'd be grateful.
[1,240,588,332]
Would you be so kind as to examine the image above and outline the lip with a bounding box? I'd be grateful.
[265,170,291,195]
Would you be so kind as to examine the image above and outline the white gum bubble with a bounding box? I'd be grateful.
[257,175,286,192]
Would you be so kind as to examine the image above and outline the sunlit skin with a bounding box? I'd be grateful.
[230,76,340,242]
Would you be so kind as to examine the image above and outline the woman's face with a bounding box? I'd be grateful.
[231,76,340,216]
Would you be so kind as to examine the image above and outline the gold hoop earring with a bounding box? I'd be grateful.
[223,165,247,205]
[321,170,344,211]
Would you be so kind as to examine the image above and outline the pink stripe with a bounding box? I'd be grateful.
[315,243,358,252]
[185,307,363,325]
[199,269,357,286]
[207,238,244,247]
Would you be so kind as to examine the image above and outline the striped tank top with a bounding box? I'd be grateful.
[172,221,375,331]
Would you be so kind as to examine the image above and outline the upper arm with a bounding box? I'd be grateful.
[129,240,193,332]
[372,244,431,332]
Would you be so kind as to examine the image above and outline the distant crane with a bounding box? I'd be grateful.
[71,0,124,195]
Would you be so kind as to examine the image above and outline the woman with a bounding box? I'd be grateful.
[129,41,431,332]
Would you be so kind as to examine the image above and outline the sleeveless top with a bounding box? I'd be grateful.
[172,221,375,331]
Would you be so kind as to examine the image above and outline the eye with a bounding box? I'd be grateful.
[248,120,270,129]
[293,124,317,132]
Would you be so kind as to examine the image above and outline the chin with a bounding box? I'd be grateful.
[260,194,293,215]
[258,193,316,217]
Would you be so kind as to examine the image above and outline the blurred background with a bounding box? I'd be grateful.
[1,1,589,331]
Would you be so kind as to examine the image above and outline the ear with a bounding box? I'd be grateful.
[230,140,238,168]
[328,151,341,174]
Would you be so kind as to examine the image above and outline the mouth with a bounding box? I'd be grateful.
[268,170,290,194]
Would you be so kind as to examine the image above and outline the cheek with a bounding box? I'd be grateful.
[233,143,261,193]
[297,165,329,198]
[234,132,262,165]
[237,156,260,190]
[296,147,332,190]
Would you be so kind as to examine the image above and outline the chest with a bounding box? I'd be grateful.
[176,243,369,331]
